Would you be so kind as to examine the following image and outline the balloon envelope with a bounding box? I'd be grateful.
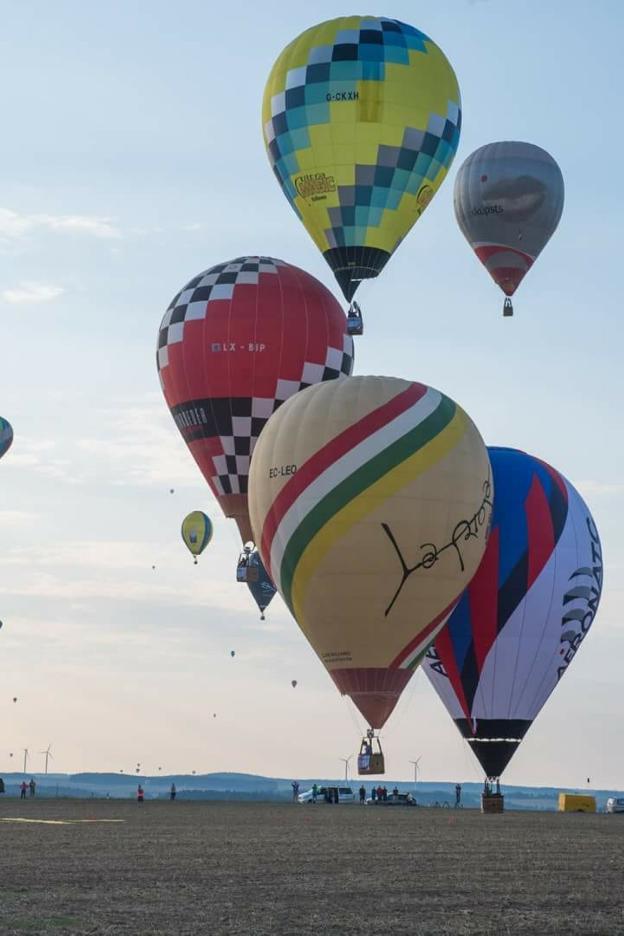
[249,375,492,728]
[0,418,13,460]
[423,447,603,778]
[157,257,353,542]
[181,511,213,560]
[454,142,564,302]
[262,17,461,301]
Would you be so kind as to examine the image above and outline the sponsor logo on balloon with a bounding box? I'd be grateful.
[382,478,493,616]
[295,173,337,200]
[269,464,298,479]
[557,517,603,679]
[415,184,434,215]
[174,406,209,430]
[470,205,504,216]
[325,90,359,102]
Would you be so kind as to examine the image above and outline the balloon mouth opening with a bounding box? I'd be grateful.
[330,668,413,730]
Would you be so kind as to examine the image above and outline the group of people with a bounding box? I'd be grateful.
[0,777,38,798]
[135,783,177,803]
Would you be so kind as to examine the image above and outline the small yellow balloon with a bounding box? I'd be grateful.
[181,512,213,563]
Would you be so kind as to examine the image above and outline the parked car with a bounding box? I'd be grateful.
[367,792,417,807]
[298,786,355,804]
[606,797,624,814]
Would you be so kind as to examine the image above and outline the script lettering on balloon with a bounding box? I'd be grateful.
[557,516,603,680]
[382,477,493,617]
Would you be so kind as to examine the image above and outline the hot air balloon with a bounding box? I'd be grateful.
[262,16,461,330]
[454,142,564,316]
[423,447,603,782]
[0,418,13,460]
[249,375,492,772]
[230,650,235,658]
[181,511,213,564]
[157,257,353,545]
[291,680,298,689]
[244,548,277,620]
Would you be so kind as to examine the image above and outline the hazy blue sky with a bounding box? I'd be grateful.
[0,0,622,787]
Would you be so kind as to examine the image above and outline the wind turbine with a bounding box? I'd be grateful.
[22,748,29,775]
[339,755,353,782]
[409,756,422,785]
[40,744,53,774]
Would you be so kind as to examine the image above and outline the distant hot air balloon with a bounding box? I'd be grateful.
[157,257,353,544]
[262,17,461,324]
[249,375,492,731]
[12,697,17,703]
[291,680,298,689]
[454,142,564,316]
[0,418,13,460]
[181,511,213,564]
[230,650,235,658]
[423,447,603,780]
[245,549,277,620]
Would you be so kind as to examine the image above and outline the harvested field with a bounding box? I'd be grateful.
[0,799,622,935]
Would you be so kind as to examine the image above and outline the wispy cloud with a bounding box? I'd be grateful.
[77,397,202,488]
[3,437,83,484]
[0,207,121,242]
[2,282,65,304]
[576,480,624,497]
[0,510,40,528]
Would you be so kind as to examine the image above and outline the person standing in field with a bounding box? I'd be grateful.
[455,783,462,807]
[20,781,27,799]
[29,778,36,797]
[170,783,176,801]
[137,784,144,804]
[359,785,366,804]
[291,781,300,802]
[312,783,318,803]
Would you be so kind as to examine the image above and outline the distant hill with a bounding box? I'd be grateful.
[0,771,621,811]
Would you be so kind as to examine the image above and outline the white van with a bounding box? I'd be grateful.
[606,797,624,814]
[298,786,355,804]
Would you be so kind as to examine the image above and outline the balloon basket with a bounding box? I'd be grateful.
[357,731,385,775]
[481,792,504,814]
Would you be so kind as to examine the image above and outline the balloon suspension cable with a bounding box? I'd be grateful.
[503,297,513,317]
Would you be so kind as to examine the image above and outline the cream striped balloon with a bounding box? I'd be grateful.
[249,375,492,728]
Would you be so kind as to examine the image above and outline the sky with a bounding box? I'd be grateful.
[0,0,622,788]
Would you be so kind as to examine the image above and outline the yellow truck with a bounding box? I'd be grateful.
[558,793,596,813]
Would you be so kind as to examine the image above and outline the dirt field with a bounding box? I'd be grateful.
[0,799,622,935]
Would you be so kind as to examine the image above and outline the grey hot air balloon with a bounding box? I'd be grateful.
[454,142,564,316]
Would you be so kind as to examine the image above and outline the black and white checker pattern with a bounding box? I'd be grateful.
[170,332,354,498]
[213,332,354,496]
[157,257,284,371]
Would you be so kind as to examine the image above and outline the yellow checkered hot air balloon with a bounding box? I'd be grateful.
[262,16,461,316]
[181,511,213,565]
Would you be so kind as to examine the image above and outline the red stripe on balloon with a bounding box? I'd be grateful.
[468,526,500,673]
[390,596,458,668]
[260,381,428,562]
[434,622,472,726]
[525,474,555,590]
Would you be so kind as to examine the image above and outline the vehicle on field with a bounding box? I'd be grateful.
[298,786,355,804]
[606,797,624,814]
[367,792,417,807]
